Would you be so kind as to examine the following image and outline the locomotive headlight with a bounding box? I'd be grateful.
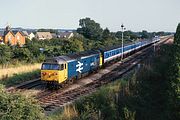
[54,72,58,75]
[42,72,47,76]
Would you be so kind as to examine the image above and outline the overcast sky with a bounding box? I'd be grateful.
[0,0,179,32]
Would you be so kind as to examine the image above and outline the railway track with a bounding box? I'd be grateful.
[6,78,43,92]
[39,55,146,112]
[38,36,173,113]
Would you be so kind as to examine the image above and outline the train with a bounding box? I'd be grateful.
[41,37,160,87]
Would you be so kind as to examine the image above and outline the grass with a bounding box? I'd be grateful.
[0,70,40,87]
[47,71,136,120]
[0,63,41,80]
[47,105,78,120]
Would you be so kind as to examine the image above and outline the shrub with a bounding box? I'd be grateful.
[0,85,45,120]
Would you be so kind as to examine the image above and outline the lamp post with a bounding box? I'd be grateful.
[121,24,125,60]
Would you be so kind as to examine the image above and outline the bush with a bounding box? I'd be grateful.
[0,85,45,120]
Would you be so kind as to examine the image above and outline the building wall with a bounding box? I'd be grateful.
[15,32,25,45]
[0,36,3,41]
[29,33,35,40]
[4,32,15,45]
[68,33,74,39]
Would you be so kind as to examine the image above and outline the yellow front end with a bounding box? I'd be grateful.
[41,63,68,84]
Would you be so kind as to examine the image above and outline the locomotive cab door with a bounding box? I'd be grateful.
[58,63,68,83]
[64,63,68,80]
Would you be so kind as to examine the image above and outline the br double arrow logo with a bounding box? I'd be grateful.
[76,61,83,73]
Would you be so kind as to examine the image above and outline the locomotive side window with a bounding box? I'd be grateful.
[60,64,64,70]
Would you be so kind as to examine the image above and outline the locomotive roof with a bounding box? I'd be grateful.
[44,50,100,64]
[66,50,100,59]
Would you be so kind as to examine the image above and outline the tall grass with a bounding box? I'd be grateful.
[47,71,136,120]
[0,63,41,80]
[0,70,40,87]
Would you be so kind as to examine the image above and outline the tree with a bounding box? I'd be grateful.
[13,47,33,63]
[0,45,12,68]
[174,23,180,45]
[115,31,122,39]
[77,17,103,40]
[169,23,180,120]
[37,29,58,33]
[26,41,45,62]
[124,31,138,40]
[140,30,149,39]
[69,37,84,52]
[102,28,111,40]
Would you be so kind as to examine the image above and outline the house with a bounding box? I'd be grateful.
[51,33,57,38]
[4,31,16,45]
[35,32,52,40]
[28,32,35,40]
[22,31,35,40]
[13,31,26,45]
[22,31,29,37]
[58,32,74,39]
[2,25,26,46]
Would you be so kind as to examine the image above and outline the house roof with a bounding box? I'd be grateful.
[58,32,73,38]
[51,33,57,38]
[12,30,26,36]
[12,30,19,35]
[4,31,15,36]
[0,31,4,36]
[22,31,29,36]
[27,31,34,35]
[36,32,53,39]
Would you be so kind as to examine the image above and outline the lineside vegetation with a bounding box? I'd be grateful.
[48,23,179,120]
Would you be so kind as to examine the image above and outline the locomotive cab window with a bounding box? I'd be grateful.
[41,63,60,70]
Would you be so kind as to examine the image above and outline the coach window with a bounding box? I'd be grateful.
[105,53,107,57]
[65,64,66,69]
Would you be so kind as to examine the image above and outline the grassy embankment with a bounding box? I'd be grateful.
[0,63,41,87]
[47,70,136,120]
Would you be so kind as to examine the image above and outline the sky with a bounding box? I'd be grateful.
[0,0,179,32]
